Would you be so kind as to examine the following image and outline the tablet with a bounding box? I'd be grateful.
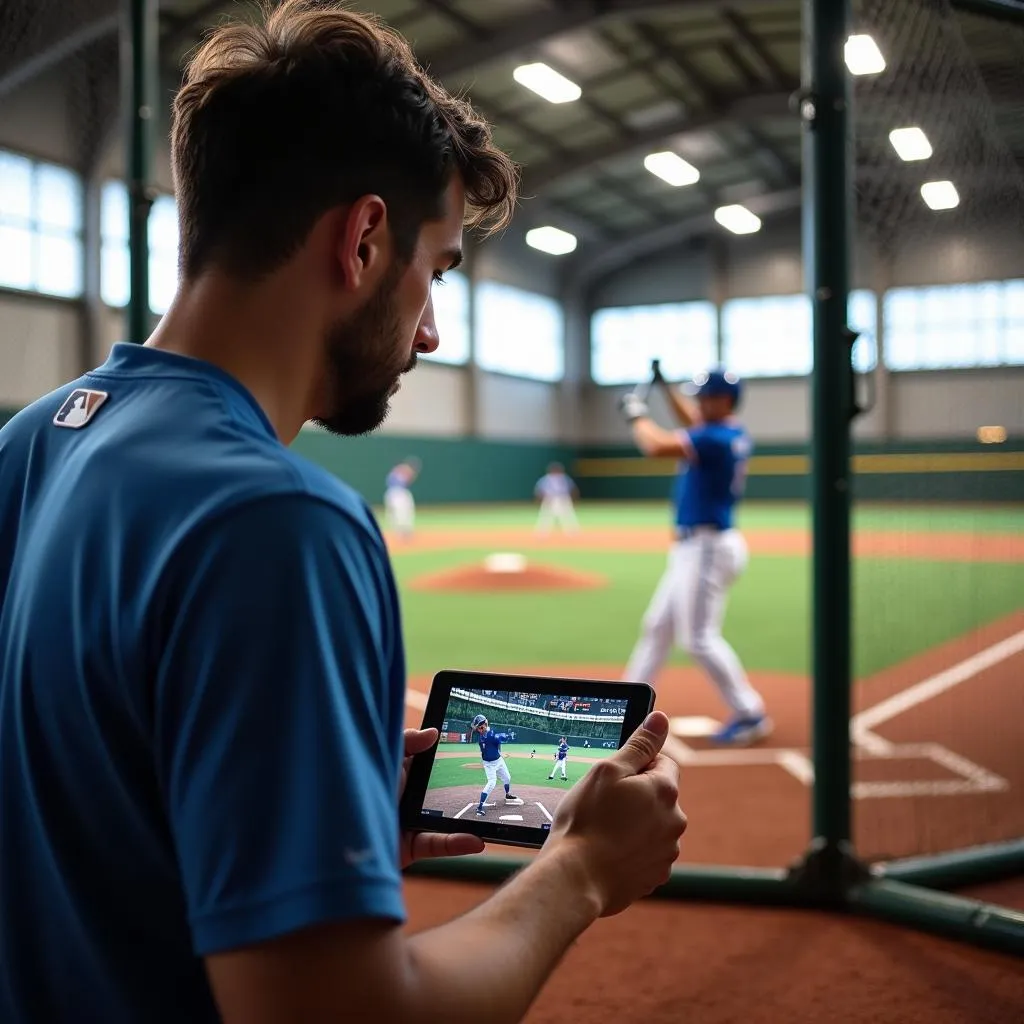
[400,669,656,849]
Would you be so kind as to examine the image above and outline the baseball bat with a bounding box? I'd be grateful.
[633,359,661,402]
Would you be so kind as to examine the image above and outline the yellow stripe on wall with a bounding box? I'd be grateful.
[573,451,1024,478]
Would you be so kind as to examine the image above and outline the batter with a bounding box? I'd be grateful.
[618,368,772,746]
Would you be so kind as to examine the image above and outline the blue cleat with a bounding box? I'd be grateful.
[711,714,773,746]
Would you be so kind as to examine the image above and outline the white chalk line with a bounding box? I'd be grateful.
[453,802,475,819]
[536,802,554,822]
[851,628,1024,750]
[417,630,1021,800]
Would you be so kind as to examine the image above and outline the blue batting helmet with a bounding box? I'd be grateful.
[471,714,488,729]
[687,369,742,408]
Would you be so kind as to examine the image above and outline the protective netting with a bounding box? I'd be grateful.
[0,0,121,316]
[849,0,1024,864]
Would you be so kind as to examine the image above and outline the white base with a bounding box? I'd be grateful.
[670,715,722,738]
[484,552,527,574]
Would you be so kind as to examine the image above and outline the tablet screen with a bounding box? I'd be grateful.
[419,684,629,833]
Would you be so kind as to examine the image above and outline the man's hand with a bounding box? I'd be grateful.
[540,711,687,918]
[618,392,650,424]
[399,727,485,869]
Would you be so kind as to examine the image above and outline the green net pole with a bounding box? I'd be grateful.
[120,0,158,344]
[802,0,854,863]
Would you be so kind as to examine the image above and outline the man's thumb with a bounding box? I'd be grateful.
[613,711,669,773]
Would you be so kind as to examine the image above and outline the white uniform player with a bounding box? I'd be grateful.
[383,460,418,538]
[618,369,772,746]
[534,463,579,535]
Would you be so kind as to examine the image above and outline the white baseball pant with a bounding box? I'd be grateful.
[622,528,765,719]
[384,486,415,535]
[536,495,579,534]
[482,756,511,795]
[550,756,568,778]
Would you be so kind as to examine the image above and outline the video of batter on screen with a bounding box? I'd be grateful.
[421,686,628,831]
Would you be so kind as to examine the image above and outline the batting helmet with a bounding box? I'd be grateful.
[471,714,488,730]
[687,369,742,408]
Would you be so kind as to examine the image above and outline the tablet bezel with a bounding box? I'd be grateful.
[399,669,656,850]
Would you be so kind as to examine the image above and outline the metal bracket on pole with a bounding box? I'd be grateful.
[845,326,877,420]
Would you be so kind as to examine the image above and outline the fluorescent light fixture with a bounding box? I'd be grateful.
[525,225,578,255]
[921,180,959,211]
[713,204,761,235]
[889,126,932,161]
[643,151,700,187]
[512,62,581,104]
[845,34,886,75]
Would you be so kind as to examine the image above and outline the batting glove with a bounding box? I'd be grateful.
[619,392,650,423]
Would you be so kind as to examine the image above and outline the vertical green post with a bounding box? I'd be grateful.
[120,0,158,343]
[802,0,854,859]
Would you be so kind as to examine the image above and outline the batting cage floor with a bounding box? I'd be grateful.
[404,876,1024,1023]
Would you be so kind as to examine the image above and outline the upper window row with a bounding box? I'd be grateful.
[590,283,1024,382]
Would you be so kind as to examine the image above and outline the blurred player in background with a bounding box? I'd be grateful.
[471,714,522,815]
[534,462,580,535]
[618,366,772,747]
[384,457,419,539]
[548,737,570,780]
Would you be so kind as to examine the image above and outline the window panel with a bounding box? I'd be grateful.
[0,224,33,289]
[36,164,81,232]
[101,180,129,242]
[101,241,130,308]
[474,280,563,382]
[883,281,1024,369]
[101,181,180,314]
[849,288,878,373]
[426,268,470,365]
[0,151,33,224]
[722,294,812,377]
[590,301,717,385]
[0,150,84,298]
[36,233,82,297]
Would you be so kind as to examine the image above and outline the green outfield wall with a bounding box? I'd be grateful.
[292,428,573,505]
[2,406,1020,504]
[573,440,1024,504]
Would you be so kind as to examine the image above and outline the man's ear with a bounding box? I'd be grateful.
[336,195,390,291]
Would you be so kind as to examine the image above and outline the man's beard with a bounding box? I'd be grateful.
[312,265,417,437]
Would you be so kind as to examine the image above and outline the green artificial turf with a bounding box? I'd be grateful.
[425,743,616,792]
[378,500,1024,535]
[390,514,1024,682]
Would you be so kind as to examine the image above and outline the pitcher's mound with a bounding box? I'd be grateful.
[410,553,606,592]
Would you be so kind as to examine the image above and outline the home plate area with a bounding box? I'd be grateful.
[426,785,565,826]
[667,716,1008,799]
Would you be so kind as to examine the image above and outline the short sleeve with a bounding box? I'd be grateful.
[151,494,406,956]
[680,426,723,464]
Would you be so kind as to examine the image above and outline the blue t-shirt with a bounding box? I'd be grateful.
[556,741,569,761]
[0,344,407,1023]
[674,421,753,531]
[477,729,510,762]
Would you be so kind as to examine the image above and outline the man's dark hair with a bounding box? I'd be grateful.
[171,0,519,280]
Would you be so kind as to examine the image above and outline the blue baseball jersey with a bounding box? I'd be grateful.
[674,420,753,531]
[535,473,573,498]
[477,729,511,762]
[556,741,569,761]
[386,468,408,490]
[0,343,407,1024]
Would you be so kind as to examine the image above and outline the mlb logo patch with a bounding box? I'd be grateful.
[53,388,109,429]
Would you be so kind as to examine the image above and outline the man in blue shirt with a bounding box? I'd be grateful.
[470,714,521,815]
[534,462,580,535]
[618,368,772,747]
[0,4,687,1023]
